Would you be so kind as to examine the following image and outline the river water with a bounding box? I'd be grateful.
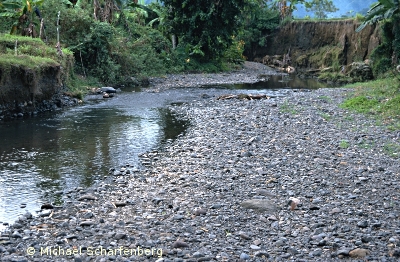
[0,76,328,230]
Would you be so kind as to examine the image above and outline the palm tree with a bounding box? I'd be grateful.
[356,0,400,32]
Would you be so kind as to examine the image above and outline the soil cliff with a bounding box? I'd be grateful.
[253,20,381,71]
[0,63,61,110]
[0,35,75,119]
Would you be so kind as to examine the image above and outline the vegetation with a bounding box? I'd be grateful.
[304,0,338,19]
[161,0,246,61]
[0,34,74,88]
[355,0,399,32]
[340,77,400,130]
[239,1,280,59]
[339,140,350,149]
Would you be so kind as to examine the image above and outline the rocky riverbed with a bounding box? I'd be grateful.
[1,63,400,262]
[147,62,280,91]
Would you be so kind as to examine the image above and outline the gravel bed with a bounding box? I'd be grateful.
[147,62,280,91]
[1,67,400,262]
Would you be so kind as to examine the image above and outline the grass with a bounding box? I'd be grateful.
[320,112,332,121]
[280,100,297,115]
[318,95,332,102]
[340,77,400,130]
[0,54,58,69]
[383,143,400,158]
[339,140,350,149]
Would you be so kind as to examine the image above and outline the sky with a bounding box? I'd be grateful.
[141,0,378,19]
[293,0,377,18]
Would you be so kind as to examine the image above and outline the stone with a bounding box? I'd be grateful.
[172,241,189,248]
[78,194,97,201]
[357,221,368,228]
[193,208,207,216]
[80,220,95,226]
[240,199,278,213]
[100,87,117,93]
[349,248,369,258]
[239,253,250,260]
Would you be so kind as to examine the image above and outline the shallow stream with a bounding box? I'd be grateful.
[0,75,329,230]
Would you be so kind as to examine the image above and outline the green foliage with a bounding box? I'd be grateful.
[0,34,75,90]
[383,142,400,158]
[70,22,120,84]
[340,96,380,113]
[239,2,279,57]
[356,0,399,32]
[339,140,350,149]
[340,77,400,129]
[41,0,93,46]
[355,13,365,22]
[370,15,400,76]
[161,0,246,61]
[304,0,339,19]
[0,0,45,35]
[223,37,245,64]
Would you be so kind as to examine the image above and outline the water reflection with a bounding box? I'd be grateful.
[0,76,327,230]
[0,94,189,229]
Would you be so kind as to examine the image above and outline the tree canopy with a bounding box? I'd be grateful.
[305,0,338,19]
[161,0,246,60]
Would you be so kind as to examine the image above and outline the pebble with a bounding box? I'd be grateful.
[1,69,399,261]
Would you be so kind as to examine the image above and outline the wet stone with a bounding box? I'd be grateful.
[1,73,399,261]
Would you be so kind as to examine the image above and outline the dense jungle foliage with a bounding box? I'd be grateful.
[0,0,398,88]
[0,0,281,87]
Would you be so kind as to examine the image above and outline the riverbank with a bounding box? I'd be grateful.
[147,62,280,91]
[1,75,399,261]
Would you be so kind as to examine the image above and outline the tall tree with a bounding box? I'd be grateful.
[161,0,246,60]
[305,0,338,19]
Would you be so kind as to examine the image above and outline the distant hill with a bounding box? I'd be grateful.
[293,0,377,18]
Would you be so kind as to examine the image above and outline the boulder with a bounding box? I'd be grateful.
[347,62,373,81]
[100,87,116,93]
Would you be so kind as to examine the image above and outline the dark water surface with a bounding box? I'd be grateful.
[0,76,328,230]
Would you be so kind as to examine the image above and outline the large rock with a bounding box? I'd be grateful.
[347,62,374,81]
[100,87,117,93]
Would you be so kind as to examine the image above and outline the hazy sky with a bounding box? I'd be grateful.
[293,0,377,18]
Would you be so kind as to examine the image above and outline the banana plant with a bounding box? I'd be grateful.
[0,0,45,35]
[356,0,400,32]
[125,0,152,25]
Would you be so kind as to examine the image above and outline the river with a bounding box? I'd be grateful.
[0,75,328,230]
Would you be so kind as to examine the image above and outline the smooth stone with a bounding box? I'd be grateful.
[330,207,341,214]
[239,232,251,240]
[240,199,278,212]
[254,251,269,258]
[80,220,95,226]
[100,87,117,93]
[250,245,261,250]
[240,253,250,260]
[172,241,189,248]
[78,194,97,201]
[336,248,351,256]
[193,208,207,216]
[357,221,368,228]
[39,210,52,217]
[349,248,370,258]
